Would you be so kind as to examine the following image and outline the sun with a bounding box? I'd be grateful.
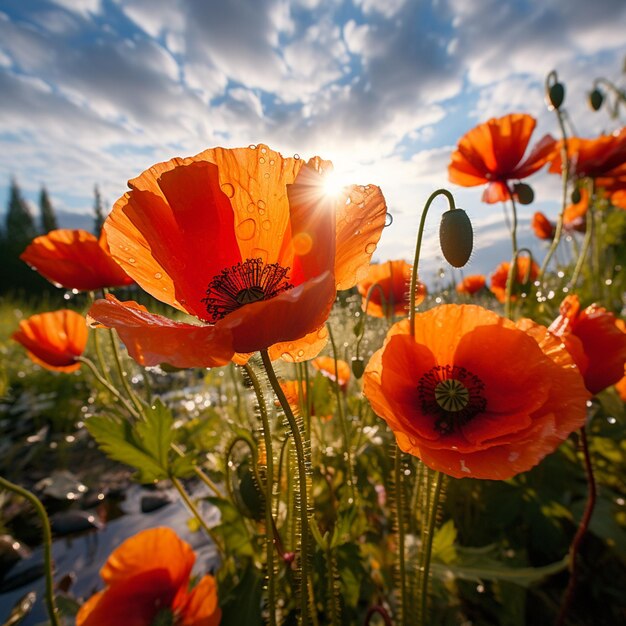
[321,169,351,198]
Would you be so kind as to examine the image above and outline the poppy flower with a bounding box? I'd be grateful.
[279,379,332,421]
[448,113,557,204]
[549,128,626,178]
[87,145,386,368]
[20,229,133,291]
[76,527,221,626]
[563,188,589,232]
[363,304,589,480]
[531,212,555,240]
[456,274,486,296]
[548,295,626,395]
[356,260,425,318]
[12,310,88,372]
[311,355,351,389]
[489,257,539,303]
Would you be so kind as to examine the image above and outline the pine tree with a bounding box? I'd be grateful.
[39,186,58,233]
[6,178,37,243]
[93,184,105,235]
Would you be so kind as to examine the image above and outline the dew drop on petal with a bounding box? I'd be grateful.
[294,153,300,160]
[247,203,256,213]
[365,242,377,254]
[385,213,394,227]
[221,183,235,198]
[128,258,136,264]
[258,200,266,209]
[297,349,305,357]
[264,172,270,179]
[259,157,266,164]
[262,220,271,231]
[260,146,267,154]
[154,272,162,279]
[249,144,257,150]
[252,247,268,263]
[237,218,257,240]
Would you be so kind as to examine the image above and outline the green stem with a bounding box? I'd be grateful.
[418,471,443,626]
[261,350,310,625]
[504,189,519,319]
[107,329,145,416]
[77,356,140,419]
[0,477,60,626]
[243,363,278,626]
[170,476,225,557]
[410,189,457,337]
[394,447,407,626]
[170,443,223,498]
[326,324,356,503]
[569,196,594,289]
[538,102,570,284]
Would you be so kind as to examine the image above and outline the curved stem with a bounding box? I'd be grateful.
[107,329,145,416]
[0,477,60,626]
[569,195,594,289]
[410,189,457,337]
[394,447,407,626]
[261,350,310,625]
[556,427,596,626]
[418,471,443,626]
[326,323,356,503]
[170,443,223,498]
[243,363,278,626]
[170,476,225,557]
[77,356,140,419]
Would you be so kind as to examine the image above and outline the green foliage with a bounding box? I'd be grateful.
[93,184,105,235]
[38,187,58,233]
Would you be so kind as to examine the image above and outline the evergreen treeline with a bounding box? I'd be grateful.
[0,180,105,296]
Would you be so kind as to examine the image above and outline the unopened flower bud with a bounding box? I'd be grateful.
[439,208,473,268]
[588,88,604,111]
[547,82,565,110]
[513,183,534,205]
[351,356,365,379]
[571,188,581,204]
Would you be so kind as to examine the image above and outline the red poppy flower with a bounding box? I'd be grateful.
[76,527,220,626]
[548,295,626,395]
[311,355,351,389]
[357,260,425,318]
[563,188,589,232]
[448,113,557,204]
[12,310,88,372]
[549,128,626,178]
[532,212,555,240]
[87,146,386,367]
[279,379,331,421]
[456,274,486,295]
[20,229,133,291]
[363,305,589,479]
[489,257,539,303]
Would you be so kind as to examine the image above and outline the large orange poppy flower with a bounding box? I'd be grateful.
[363,305,589,480]
[12,310,88,372]
[356,260,425,318]
[549,127,626,178]
[87,145,386,368]
[531,212,555,240]
[455,274,486,296]
[448,113,557,204]
[489,257,539,303]
[76,527,221,626]
[548,295,626,395]
[20,229,133,291]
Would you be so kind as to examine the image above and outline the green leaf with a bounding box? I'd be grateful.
[432,519,458,565]
[205,497,254,558]
[86,416,167,483]
[136,399,174,468]
[219,566,263,626]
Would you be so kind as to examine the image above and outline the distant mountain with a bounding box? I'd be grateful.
[54,210,94,232]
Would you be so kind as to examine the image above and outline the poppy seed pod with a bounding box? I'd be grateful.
[439,208,473,268]
[547,82,565,110]
[588,88,604,112]
[513,182,534,205]
[351,356,365,379]
[571,188,582,204]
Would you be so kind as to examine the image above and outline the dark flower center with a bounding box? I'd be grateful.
[202,257,294,322]
[417,365,487,435]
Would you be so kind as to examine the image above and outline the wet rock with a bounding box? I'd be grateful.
[140,493,172,513]
[35,470,88,502]
[50,510,102,536]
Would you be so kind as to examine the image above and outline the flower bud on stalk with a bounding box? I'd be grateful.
[513,182,535,205]
[439,208,474,268]
[547,81,565,110]
[588,88,604,111]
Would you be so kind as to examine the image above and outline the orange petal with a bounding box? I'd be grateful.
[311,355,351,387]
[357,260,417,318]
[20,229,133,291]
[12,309,88,372]
[87,295,234,368]
[268,325,329,363]
[334,184,387,290]
[513,133,557,178]
[175,575,222,626]
[217,271,335,354]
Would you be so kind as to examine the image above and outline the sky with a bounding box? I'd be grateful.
[1,0,625,284]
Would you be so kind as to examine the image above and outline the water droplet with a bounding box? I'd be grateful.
[237,218,257,240]
[249,144,257,150]
[221,183,235,198]
[260,146,267,154]
[365,242,376,254]
[262,220,271,231]
[258,200,266,209]
[259,208,266,215]
[247,203,256,213]
[154,272,162,279]
[297,349,304,357]
[269,159,275,165]
[259,157,266,164]
[252,247,268,263]
[317,328,328,339]
[264,172,270,179]
[385,213,393,227]
[293,153,300,160]
[128,257,136,263]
